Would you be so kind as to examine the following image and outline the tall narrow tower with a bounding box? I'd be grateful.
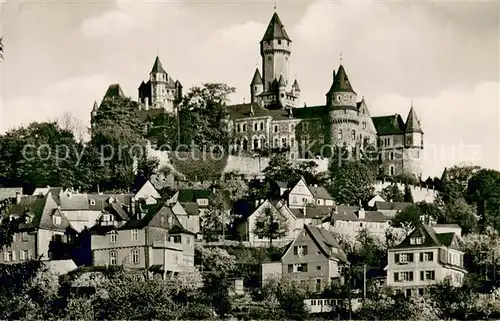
[403,105,424,178]
[260,12,291,92]
[150,56,167,109]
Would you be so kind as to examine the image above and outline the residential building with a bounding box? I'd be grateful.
[285,176,334,208]
[322,205,395,241]
[281,225,347,292]
[385,224,466,297]
[90,203,195,279]
[373,201,413,218]
[134,180,161,204]
[0,193,78,264]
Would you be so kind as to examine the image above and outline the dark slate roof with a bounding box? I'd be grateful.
[261,12,291,42]
[327,65,356,94]
[374,201,412,211]
[394,225,461,250]
[292,79,300,91]
[0,188,22,202]
[60,193,90,210]
[278,74,286,87]
[169,224,196,235]
[372,114,406,135]
[179,202,199,216]
[227,103,326,120]
[404,106,423,134]
[87,194,133,211]
[251,68,263,85]
[330,205,360,222]
[305,225,347,262]
[177,189,212,203]
[290,205,333,219]
[309,186,334,200]
[364,211,390,223]
[7,196,46,229]
[103,84,125,100]
[150,56,167,74]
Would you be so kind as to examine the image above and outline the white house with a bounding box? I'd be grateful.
[287,177,334,209]
[134,180,161,203]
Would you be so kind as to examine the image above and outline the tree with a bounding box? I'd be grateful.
[441,164,481,203]
[56,112,88,143]
[392,204,423,230]
[328,160,375,205]
[146,112,178,148]
[382,183,404,202]
[403,184,414,203]
[462,226,500,278]
[221,171,249,202]
[201,191,231,241]
[263,153,298,183]
[253,206,288,247]
[262,276,310,320]
[466,169,500,231]
[195,246,236,276]
[442,198,477,234]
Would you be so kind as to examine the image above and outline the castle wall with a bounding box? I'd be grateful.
[328,109,362,150]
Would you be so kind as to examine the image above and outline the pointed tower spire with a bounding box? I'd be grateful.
[251,68,263,85]
[405,106,423,133]
[330,64,355,93]
[150,56,166,74]
[292,79,300,91]
[278,74,286,87]
[261,12,291,43]
[92,101,98,111]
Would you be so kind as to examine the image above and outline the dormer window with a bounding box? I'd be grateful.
[53,215,61,226]
[410,237,425,245]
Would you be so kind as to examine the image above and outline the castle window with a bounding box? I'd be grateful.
[278,40,281,45]
[363,121,367,129]
[260,122,264,130]
[351,130,356,140]
[254,123,258,131]
[337,129,343,140]
[281,93,284,98]
[243,124,247,132]
[243,139,248,151]
[253,139,259,150]
[290,137,295,148]
[260,137,266,147]
[274,125,278,133]
[282,137,287,148]
[237,124,241,133]
[337,95,341,102]
[274,138,279,148]
[254,86,258,91]
[390,166,395,176]
[290,124,295,132]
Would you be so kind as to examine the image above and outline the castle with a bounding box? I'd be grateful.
[91,11,424,179]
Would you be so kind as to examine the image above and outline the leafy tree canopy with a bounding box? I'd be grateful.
[328,160,375,206]
[381,183,404,202]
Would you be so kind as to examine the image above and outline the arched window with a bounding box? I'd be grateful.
[337,129,343,140]
[110,231,118,243]
[130,249,140,264]
[260,122,264,130]
[260,137,266,148]
[253,138,259,150]
[352,130,356,140]
[242,139,248,151]
[109,250,117,265]
[242,124,247,132]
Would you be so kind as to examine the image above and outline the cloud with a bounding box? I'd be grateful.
[371,82,500,177]
[1,74,115,133]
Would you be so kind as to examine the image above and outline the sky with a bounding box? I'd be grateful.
[0,0,499,177]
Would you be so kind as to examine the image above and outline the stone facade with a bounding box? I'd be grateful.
[226,12,425,179]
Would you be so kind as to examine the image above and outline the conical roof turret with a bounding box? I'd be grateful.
[92,101,98,111]
[405,106,423,133]
[251,68,263,85]
[261,12,291,43]
[150,56,167,74]
[328,64,355,94]
[292,79,300,91]
[278,74,286,87]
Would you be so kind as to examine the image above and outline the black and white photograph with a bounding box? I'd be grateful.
[0,0,499,319]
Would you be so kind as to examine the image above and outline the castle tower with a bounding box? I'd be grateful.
[291,79,301,99]
[91,101,98,119]
[150,56,168,109]
[260,12,291,92]
[277,74,286,105]
[250,68,264,103]
[325,65,361,151]
[403,105,424,177]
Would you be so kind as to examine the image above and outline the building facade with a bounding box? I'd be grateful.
[226,12,424,178]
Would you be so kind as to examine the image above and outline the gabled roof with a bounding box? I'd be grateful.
[364,211,390,223]
[330,205,361,222]
[103,84,125,100]
[404,106,423,134]
[179,202,199,216]
[309,185,334,200]
[150,56,167,74]
[374,201,412,211]
[261,12,291,42]
[251,68,263,85]
[60,193,90,210]
[290,205,333,219]
[393,224,462,250]
[327,65,356,94]
[304,225,347,262]
[372,114,406,135]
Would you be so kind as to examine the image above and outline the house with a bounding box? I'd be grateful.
[281,225,347,293]
[385,224,466,297]
[170,202,201,235]
[0,187,22,202]
[373,201,412,218]
[289,205,333,227]
[0,193,79,263]
[367,195,385,208]
[286,177,334,208]
[322,205,395,241]
[90,202,195,279]
[237,199,297,247]
[167,188,212,216]
[134,180,161,204]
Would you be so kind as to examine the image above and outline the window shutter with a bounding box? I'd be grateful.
[12,251,16,261]
[303,264,308,272]
[420,271,425,281]
[395,254,400,263]
[394,272,399,282]
[294,246,298,255]
[420,253,424,261]
[409,254,414,262]
[409,272,414,281]
[303,246,308,255]
[288,264,293,273]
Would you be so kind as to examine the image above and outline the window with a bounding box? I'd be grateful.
[397,253,414,264]
[278,40,281,45]
[420,252,434,261]
[90,199,96,206]
[410,237,425,245]
[390,152,394,160]
[131,249,140,264]
[281,137,287,148]
[237,124,241,133]
[274,138,279,148]
[109,251,117,265]
[394,271,414,282]
[290,124,295,132]
[53,215,61,226]
[110,231,118,243]
[253,138,259,150]
[337,129,342,140]
[362,121,366,129]
[242,124,247,132]
[406,289,412,297]
[316,265,321,270]
[243,139,248,151]
[254,123,258,131]
[131,229,138,241]
[420,270,435,281]
[171,235,182,243]
[20,249,29,261]
[351,130,356,140]
[21,232,28,242]
[390,166,395,176]
[260,122,264,130]
[292,263,308,272]
[316,279,322,292]
[418,288,425,296]
[290,137,295,148]
[274,125,278,133]
[294,245,308,256]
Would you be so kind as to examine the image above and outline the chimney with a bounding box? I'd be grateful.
[358,207,365,220]
[15,192,22,204]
